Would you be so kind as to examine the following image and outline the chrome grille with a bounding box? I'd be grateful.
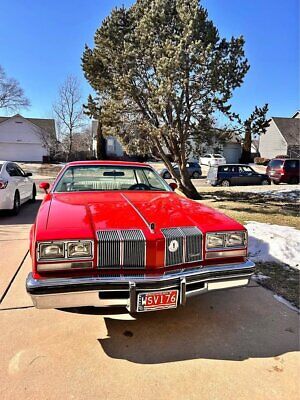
[161,227,202,267]
[97,230,121,268]
[181,227,203,263]
[97,229,146,269]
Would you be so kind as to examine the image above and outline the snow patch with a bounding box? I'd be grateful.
[273,294,299,313]
[246,222,300,270]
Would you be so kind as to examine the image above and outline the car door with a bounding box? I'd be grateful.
[238,166,260,185]
[16,165,33,198]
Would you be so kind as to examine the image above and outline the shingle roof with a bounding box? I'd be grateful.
[0,114,56,139]
[273,117,300,146]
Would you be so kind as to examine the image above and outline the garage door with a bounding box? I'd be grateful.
[223,144,242,163]
[0,143,45,162]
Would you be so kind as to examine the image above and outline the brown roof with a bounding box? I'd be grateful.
[0,114,56,139]
[273,117,300,146]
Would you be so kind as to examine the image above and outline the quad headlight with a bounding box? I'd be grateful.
[206,231,246,250]
[67,241,92,258]
[39,242,65,260]
[38,240,93,261]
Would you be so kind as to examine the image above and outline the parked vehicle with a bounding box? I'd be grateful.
[0,161,36,215]
[200,154,226,166]
[159,162,202,179]
[26,160,254,312]
[266,158,299,184]
[207,164,271,187]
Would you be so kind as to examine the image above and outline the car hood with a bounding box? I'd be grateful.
[36,191,244,241]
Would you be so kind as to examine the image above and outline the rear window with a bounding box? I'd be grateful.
[213,154,223,158]
[268,159,284,168]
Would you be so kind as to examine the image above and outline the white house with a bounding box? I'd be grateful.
[92,120,124,158]
[0,114,56,162]
[259,111,300,159]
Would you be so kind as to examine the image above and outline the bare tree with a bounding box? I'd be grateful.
[0,65,30,111]
[53,76,85,161]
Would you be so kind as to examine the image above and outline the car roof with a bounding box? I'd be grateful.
[66,160,151,168]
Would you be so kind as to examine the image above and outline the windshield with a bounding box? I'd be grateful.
[213,154,223,158]
[54,165,171,192]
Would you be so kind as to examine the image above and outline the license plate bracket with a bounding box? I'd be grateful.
[137,290,178,312]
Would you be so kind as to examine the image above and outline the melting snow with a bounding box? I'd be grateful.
[246,221,300,270]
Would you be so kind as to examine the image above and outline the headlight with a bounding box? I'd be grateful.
[206,233,225,249]
[225,232,245,247]
[39,242,65,260]
[67,241,92,258]
[206,231,246,249]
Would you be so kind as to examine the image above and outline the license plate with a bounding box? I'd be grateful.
[137,290,178,312]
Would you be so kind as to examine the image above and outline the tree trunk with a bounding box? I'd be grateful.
[178,162,202,200]
[240,128,252,163]
[96,118,107,159]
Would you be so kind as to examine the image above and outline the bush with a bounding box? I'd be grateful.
[254,157,270,165]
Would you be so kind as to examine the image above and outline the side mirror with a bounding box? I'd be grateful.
[169,182,178,191]
[39,182,50,193]
[25,172,32,177]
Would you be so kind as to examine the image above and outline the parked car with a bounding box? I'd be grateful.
[266,158,299,184]
[26,160,255,313]
[200,154,226,166]
[0,161,36,215]
[159,162,202,179]
[207,164,271,187]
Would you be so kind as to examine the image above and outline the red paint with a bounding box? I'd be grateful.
[31,161,247,278]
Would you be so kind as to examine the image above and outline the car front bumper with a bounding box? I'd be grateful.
[26,260,255,312]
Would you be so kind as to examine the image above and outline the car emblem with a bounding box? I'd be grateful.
[168,240,179,252]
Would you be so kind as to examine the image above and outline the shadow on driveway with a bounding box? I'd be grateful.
[62,284,299,364]
[0,200,42,225]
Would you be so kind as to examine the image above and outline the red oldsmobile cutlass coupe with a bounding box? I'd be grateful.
[26,161,255,312]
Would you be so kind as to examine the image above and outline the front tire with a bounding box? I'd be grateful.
[192,171,201,179]
[221,179,230,187]
[261,179,271,185]
[11,191,21,215]
[29,184,36,203]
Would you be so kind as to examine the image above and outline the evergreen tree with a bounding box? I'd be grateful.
[82,0,251,199]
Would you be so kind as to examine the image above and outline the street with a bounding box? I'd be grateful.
[0,197,299,400]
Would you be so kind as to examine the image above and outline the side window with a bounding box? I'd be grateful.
[219,166,232,173]
[15,166,25,177]
[6,163,18,177]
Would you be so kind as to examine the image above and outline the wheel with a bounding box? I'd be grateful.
[163,171,171,179]
[221,179,230,187]
[29,184,36,202]
[192,171,201,179]
[261,179,270,185]
[11,191,21,215]
[289,177,299,184]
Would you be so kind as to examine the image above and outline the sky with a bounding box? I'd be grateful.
[0,0,299,121]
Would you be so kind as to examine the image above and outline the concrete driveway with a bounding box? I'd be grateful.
[0,198,299,400]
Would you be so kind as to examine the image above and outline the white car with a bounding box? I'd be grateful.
[0,161,36,215]
[200,154,226,166]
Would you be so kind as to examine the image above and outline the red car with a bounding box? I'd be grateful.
[26,161,254,313]
[266,158,300,184]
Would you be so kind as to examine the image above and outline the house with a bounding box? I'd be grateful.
[259,111,300,159]
[92,120,124,158]
[0,114,56,162]
[197,132,242,163]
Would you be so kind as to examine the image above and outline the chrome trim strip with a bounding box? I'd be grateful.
[205,249,247,259]
[121,193,154,233]
[27,260,254,289]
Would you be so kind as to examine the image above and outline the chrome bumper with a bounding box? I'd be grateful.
[26,260,255,312]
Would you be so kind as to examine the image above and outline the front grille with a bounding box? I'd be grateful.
[97,229,146,269]
[161,227,202,267]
